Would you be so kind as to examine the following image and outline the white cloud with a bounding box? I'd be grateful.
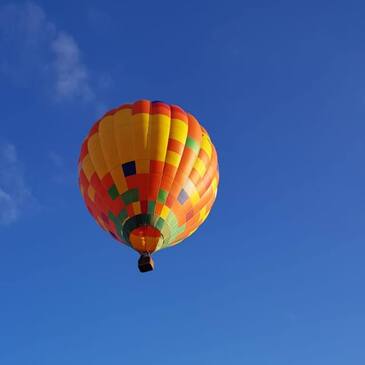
[0,2,95,101]
[0,142,35,225]
[0,2,54,43]
[51,32,93,101]
[0,189,18,225]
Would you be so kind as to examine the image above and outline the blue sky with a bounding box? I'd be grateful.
[0,1,364,364]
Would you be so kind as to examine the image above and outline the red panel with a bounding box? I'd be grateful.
[150,160,164,174]
[160,174,174,192]
[90,173,104,193]
[162,163,177,179]
[140,200,148,214]
[167,139,184,154]
[132,100,151,115]
[171,105,188,122]
[126,173,147,188]
[132,225,161,238]
[79,169,89,189]
[187,113,202,142]
[88,120,100,138]
[155,202,163,215]
[78,139,88,163]
[126,173,149,200]
[126,204,134,217]
[148,173,162,200]
[104,107,118,116]
[101,173,114,190]
[150,103,171,117]
[186,210,195,221]
[166,194,176,208]
[109,197,125,216]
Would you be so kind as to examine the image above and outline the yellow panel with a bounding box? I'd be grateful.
[88,134,109,179]
[98,115,120,170]
[136,159,150,173]
[132,202,141,215]
[165,151,181,167]
[211,177,218,193]
[110,166,128,194]
[201,134,213,158]
[82,155,95,181]
[194,158,206,177]
[170,119,188,143]
[149,114,170,161]
[112,108,135,164]
[132,113,150,160]
[199,206,207,221]
[191,191,200,205]
[160,205,170,220]
[202,208,210,222]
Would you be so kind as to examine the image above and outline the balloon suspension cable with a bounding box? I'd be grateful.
[137,226,154,272]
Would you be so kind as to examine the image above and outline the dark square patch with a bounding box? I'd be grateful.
[122,161,136,177]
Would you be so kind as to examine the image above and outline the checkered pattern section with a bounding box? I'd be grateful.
[78,100,219,253]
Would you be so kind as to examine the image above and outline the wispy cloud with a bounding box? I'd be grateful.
[0,142,35,225]
[51,32,93,101]
[0,2,95,101]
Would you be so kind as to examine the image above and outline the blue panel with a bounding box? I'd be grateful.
[122,161,136,177]
[178,189,189,205]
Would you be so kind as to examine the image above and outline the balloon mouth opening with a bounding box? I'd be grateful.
[129,225,163,253]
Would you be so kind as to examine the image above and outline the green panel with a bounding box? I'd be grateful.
[166,212,178,227]
[150,215,159,225]
[156,217,165,231]
[185,136,200,153]
[161,224,171,239]
[108,185,119,200]
[148,201,156,214]
[108,212,122,236]
[118,209,128,223]
[108,212,118,225]
[170,224,186,240]
[157,189,168,203]
[121,188,139,205]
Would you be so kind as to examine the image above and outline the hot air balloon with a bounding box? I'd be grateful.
[78,100,219,272]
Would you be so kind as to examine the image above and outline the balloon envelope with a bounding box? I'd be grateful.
[78,100,219,254]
